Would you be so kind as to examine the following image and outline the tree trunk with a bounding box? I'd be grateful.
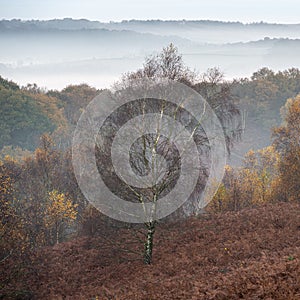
[144,221,156,264]
[56,221,59,244]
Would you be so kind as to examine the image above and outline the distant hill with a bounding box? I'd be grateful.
[1,19,300,89]
[1,19,300,43]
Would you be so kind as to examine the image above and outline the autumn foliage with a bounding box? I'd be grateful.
[208,94,300,213]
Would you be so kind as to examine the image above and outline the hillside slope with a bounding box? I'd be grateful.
[1,202,300,299]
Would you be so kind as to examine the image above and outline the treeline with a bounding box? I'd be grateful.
[1,66,300,155]
[0,78,99,151]
[233,67,300,129]
[2,19,300,30]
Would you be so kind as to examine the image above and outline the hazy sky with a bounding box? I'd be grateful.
[0,0,300,23]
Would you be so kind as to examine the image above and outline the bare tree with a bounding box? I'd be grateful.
[74,44,241,264]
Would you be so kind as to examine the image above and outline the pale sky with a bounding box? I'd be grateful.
[0,0,300,23]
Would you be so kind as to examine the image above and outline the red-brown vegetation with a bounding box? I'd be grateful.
[1,201,299,299]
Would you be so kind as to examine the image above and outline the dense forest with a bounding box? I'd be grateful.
[1,45,300,298]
